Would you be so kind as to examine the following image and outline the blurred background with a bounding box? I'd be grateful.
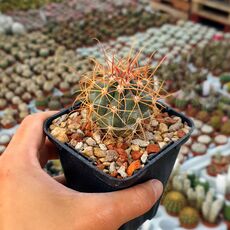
[0,0,229,229]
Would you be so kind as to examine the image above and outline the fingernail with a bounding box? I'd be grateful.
[152,179,163,197]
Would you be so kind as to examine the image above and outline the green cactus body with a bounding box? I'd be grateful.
[187,172,197,188]
[163,191,187,216]
[35,97,48,109]
[191,97,201,109]
[174,98,188,110]
[220,74,230,84]
[48,100,62,110]
[76,53,166,138]
[88,81,151,130]
[179,207,200,229]
[224,201,230,222]
[209,116,222,130]
[194,178,209,193]
[221,121,230,135]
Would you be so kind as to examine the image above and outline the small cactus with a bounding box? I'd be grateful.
[196,111,209,122]
[174,98,188,110]
[0,59,9,69]
[221,121,230,135]
[35,97,48,110]
[75,51,168,138]
[172,173,191,195]
[195,186,206,210]
[48,99,62,110]
[179,207,200,229]
[194,177,209,193]
[209,116,222,130]
[161,181,173,204]
[39,48,50,57]
[163,191,187,216]
[201,189,224,224]
[186,185,205,210]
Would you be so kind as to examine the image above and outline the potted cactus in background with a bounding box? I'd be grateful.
[162,190,187,216]
[44,50,193,229]
[179,206,200,229]
[201,189,224,227]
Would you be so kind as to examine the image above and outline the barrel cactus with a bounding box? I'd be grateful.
[163,191,187,216]
[75,52,167,138]
[179,207,200,229]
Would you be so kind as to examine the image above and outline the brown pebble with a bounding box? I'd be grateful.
[131,151,143,160]
[146,144,160,154]
[97,164,105,170]
[94,147,106,158]
[127,160,141,176]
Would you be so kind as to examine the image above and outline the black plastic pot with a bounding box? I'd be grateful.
[44,102,194,230]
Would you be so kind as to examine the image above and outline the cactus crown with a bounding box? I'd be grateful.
[75,49,168,138]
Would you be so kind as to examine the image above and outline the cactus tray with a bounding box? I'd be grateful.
[44,101,194,230]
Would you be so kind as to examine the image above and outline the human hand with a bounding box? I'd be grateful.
[0,112,163,230]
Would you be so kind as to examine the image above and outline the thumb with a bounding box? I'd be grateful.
[101,179,163,227]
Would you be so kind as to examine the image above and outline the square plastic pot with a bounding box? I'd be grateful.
[44,102,194,230]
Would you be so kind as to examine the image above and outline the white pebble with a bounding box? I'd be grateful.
[164,137,170,142]
[99,143,107,151]
[75,142,83,150]
[117,165,127,178]
[145,131,154,140]
[159,142,167,149]
[151,119,159,127]
[85,137,96,146]
[131,139,149,147]
[169,122,183,132]
[141,151,148,164]
[92,132,101,144]
[109,162,116,173]
[172,137,179,141]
